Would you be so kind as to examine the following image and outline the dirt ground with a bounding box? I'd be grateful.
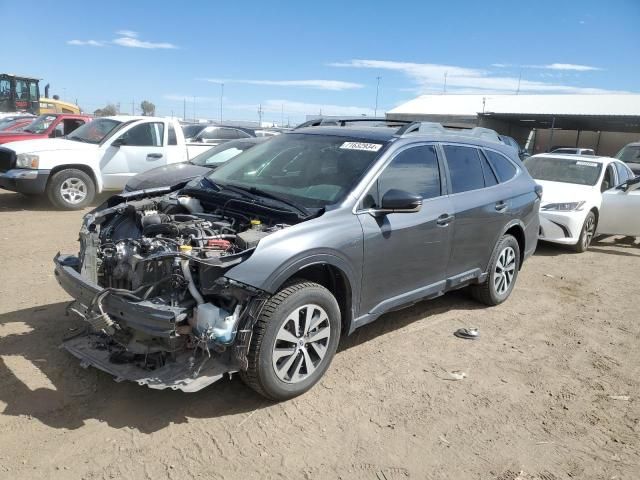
[0,188,638,480]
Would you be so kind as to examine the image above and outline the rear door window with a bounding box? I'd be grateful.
[443,145,485,193]
[485,150,517,182]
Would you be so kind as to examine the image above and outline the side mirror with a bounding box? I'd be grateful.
[621,176,640,192]
[370,189,422,215]
[111,137,126,147]
[51,128,64,138]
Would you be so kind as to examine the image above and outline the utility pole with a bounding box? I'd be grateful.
[281,104,284,127]
[183,98,186,121]
[220,83,224,122]
[132,99,135,115]
[257,104,263,126]
[443,72,447,93]
[193,96,196,122]
[516,71,522,95]
[374,76,381,116]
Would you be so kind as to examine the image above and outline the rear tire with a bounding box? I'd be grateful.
[572,211,596,253]
[46,168,95,210]
[241,281,341,401]
[471,234,520,306]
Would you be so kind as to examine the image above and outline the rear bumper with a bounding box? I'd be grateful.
[0,168,50,195]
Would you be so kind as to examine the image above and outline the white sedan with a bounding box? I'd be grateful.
[524,153,640,252]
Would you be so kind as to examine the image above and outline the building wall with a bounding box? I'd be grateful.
[532,130,638,156]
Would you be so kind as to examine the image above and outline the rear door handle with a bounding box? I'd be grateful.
[495,201,507,212]
[147,153,163,160]
[436,214,454,226]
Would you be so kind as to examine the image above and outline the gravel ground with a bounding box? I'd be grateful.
[0,189,638,480]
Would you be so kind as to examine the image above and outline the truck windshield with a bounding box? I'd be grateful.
[616,145,640,164]
[23,115,57,134]
[524,156,603,186]
[67,118,121,144]
[207,133,387,208]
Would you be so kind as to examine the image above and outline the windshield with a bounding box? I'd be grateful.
[524,156,603,186]
[23,115,57,134]
[207,133,387,208]
[67,118,121,144]
[191,140,258,166]
[616,145,640,164]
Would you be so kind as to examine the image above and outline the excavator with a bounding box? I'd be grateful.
[0,73,81,118]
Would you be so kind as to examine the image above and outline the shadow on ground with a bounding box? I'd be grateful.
[0,191,112,212]
[0,290,479,433]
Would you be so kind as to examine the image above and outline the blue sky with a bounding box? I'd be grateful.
[1,0,638,124]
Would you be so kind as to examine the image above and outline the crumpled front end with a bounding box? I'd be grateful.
[53,190,294,392]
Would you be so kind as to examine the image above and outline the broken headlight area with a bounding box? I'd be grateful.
[54,192,291,392]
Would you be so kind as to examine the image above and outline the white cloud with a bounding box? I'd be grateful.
[115,30,138,37]
[233,99,375,117]
[203,78,363,91]
[113,36,177,49]
[67,31,178,49]
[331,59,619,94]
[527,63,602,71]
[66,39,105,47]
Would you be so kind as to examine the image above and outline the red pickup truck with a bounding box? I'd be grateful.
[0,113,92,145]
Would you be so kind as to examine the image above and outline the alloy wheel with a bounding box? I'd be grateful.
[494,246,516,295]
[272,303,331,384]
[583,215,595,250]
[60,177,88,205]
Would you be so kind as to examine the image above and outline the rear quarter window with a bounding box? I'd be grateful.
[485,150,517,182]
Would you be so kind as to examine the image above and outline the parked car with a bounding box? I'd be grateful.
[0,115,35,132]
[524,153,638,252]
[615,141,640,175]
[0,113,91,145]
[182,123,209,142]
[54,122,539,399]
[123,137,269,191]
[0,116,200,209]
[551,147,595,155]
[189,125,256,146]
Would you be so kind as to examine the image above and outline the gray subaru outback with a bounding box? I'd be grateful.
[54,122,540,400]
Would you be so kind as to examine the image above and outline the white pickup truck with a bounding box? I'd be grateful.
[0,116,214,209]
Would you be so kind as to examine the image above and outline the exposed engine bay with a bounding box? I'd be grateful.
[55,191,295,391]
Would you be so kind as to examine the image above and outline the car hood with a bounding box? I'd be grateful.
[535,180,597,205]
[1,138,98,154]
[126,162,211,190]
[0,132,45,144]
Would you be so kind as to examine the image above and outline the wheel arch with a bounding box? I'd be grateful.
[502,221,526,269]
[270,258,356,335]
[47,164,101,192]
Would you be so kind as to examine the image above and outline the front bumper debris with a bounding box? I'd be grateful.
[63,332,234,392]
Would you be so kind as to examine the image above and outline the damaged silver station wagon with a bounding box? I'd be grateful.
[54,122,540,400]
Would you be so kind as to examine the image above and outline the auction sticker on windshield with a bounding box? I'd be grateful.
[576,161,598,167]
[340,142,383,152]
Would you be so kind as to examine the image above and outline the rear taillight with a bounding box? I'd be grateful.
[534,184,543,200]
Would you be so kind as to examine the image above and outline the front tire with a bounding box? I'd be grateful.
[572,211,596,253]
[241,281,341,400]
[46,168,95,210]
[471,234,520,306]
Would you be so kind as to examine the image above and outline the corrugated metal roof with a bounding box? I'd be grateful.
[388,94,640,117]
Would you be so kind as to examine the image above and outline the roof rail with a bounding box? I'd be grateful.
[396,122,502,144]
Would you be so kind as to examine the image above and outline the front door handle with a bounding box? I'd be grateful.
[436,213,454,226]
[495,201,507,212]
[147,153,163,160]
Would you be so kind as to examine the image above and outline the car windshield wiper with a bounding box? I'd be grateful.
[224,183,309,217]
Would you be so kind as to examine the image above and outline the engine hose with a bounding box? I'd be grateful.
[181,260,204,305]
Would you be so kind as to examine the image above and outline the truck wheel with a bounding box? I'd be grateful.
[241,281,341,401]
[46,169,95,210]
[470,234,520,306]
